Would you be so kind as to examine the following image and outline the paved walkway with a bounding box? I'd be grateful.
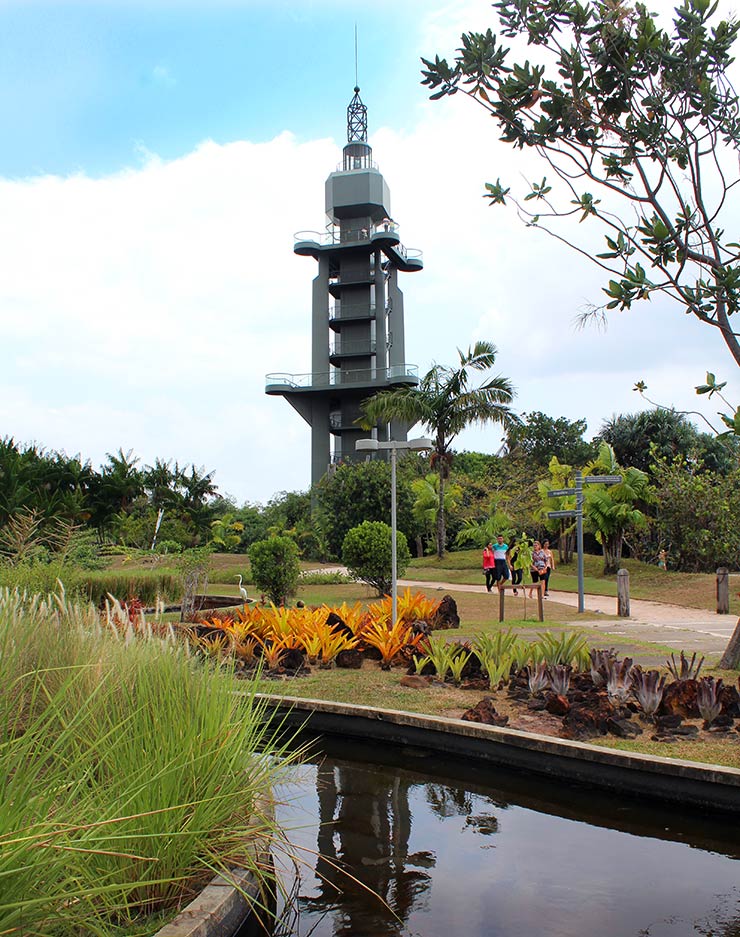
[398,578,737,658]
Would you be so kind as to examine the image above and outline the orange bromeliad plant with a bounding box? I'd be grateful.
[362,619,424,670]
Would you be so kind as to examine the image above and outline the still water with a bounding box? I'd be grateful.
[270,736,739,937]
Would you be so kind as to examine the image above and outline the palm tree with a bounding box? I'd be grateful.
[584,443,653,573]
[361,341,516,557]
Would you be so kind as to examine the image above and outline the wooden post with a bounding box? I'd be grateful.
[498,585,505,623]
[716,567,730,614]
[536,581,544,622]
[617,568,630,617]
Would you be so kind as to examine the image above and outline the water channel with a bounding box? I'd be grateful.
[267,735,739,937]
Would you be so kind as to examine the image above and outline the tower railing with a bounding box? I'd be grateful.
[265,364,418,390]
[329,302,377,322]
[329,338,377,356]
[294,222,399,246]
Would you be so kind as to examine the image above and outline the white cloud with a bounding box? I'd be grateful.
[1,86,738,504]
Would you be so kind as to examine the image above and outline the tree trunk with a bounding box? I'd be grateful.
[436,461,446,559]
[719,619,740,670]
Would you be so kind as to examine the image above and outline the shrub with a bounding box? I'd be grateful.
[248,536,300,605]
[341,521,410,596]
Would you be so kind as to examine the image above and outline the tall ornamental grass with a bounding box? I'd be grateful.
[0,586,294,936]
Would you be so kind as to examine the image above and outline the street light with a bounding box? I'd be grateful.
[355,436,433,625]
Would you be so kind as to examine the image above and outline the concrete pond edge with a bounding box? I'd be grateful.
[256,693,740,814]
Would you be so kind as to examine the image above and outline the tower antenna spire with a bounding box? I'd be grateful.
[354,23,358,89]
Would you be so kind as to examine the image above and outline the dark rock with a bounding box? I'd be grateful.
[432,594,460,630]
[400,675,431,689]
[719,685,740,717]
[336,648,363,669]
[561,696,619,740]
[361,644,383,661]
[461,697,509,726]
[712,713,735,728]
[707,724,731,734]
[508,687,530,701]
[659,680,699,719]
[281,648,306,675]
[545,693,571,716]
[527,698,547,711]
[626,701,640,714]
[411,620,431,637]
[650,734,675,743]
[326,612,354,639]
[655,713,683,730]
[607,718,642,739]
[671,724,699,738]
[460,676,489,691]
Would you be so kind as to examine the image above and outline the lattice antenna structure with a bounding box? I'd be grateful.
[347,87,368,143]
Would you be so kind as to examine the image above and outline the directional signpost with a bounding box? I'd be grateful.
[547,472,622,613]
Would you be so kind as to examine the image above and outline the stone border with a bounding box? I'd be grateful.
[154,799,273,937]
[257,694,740,814]
[154,868,263,937]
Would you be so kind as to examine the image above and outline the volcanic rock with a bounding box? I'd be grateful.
[432,595,460,630]
[545,693,571,716]
[606,717,642,739]
[336,649,363,669]
[325,612,354,639]
[400,675,431,690]
[461,697,509,726]
[281,648,306,675]
[659,680,699,719]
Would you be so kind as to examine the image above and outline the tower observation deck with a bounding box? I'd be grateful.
[265,88,423,487]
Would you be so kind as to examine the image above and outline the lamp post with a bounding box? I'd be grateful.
[355,437,433,625]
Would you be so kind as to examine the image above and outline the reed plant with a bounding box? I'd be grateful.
[0,586,296,936]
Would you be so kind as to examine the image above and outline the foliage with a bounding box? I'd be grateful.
[667,650,704,681]
[0,586,294,935]
[422,0,740,367]
[341,521,411,596]
[696,676,724,725]
[362,618,423,670]
[596,409,737,476]
[633,669,666,718]
[527,661,550,695]
[316,459,417,559]
[548,664,572,696]
[360,341,516,558]
[584,443,652,573]
[532,630,591,670]
[209,512,244,552]
[248,536,301,606]
[506,411,596,467]
[454,501,514,549]
[650,454,740,571]
[412,473,463,554]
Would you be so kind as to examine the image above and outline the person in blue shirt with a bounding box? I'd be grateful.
[492,535,510,586]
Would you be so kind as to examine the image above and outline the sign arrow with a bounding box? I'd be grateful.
[583,475,623,485]
[548,510,579,518]
[547,488,577,498]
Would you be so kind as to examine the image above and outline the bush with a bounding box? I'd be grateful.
[0,563,181,606]
[341,521,410,595]
[248,536,300,605]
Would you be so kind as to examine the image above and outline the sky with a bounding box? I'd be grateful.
[1,0,739,505]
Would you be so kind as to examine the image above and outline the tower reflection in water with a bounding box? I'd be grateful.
[276,754,503,937]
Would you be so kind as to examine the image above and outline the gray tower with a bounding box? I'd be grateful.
[265,88,423,488]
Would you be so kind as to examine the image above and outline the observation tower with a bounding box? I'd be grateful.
[265,88,423,487]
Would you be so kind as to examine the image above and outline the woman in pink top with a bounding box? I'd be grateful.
[482,543,495,592]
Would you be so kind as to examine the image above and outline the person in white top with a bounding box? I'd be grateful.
[542,539,555,597]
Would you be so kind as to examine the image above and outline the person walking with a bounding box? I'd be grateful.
[507,540,522,595]
[542,539,555,597]
[529,540,547,598]
[482,543,495,592]
[492,535,510,587]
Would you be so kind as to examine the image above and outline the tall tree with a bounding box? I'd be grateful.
[422,0,740,365]
[506,411,596,467]
[361,342,516,557]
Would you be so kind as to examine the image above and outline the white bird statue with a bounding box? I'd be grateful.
[237,574,248,604]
